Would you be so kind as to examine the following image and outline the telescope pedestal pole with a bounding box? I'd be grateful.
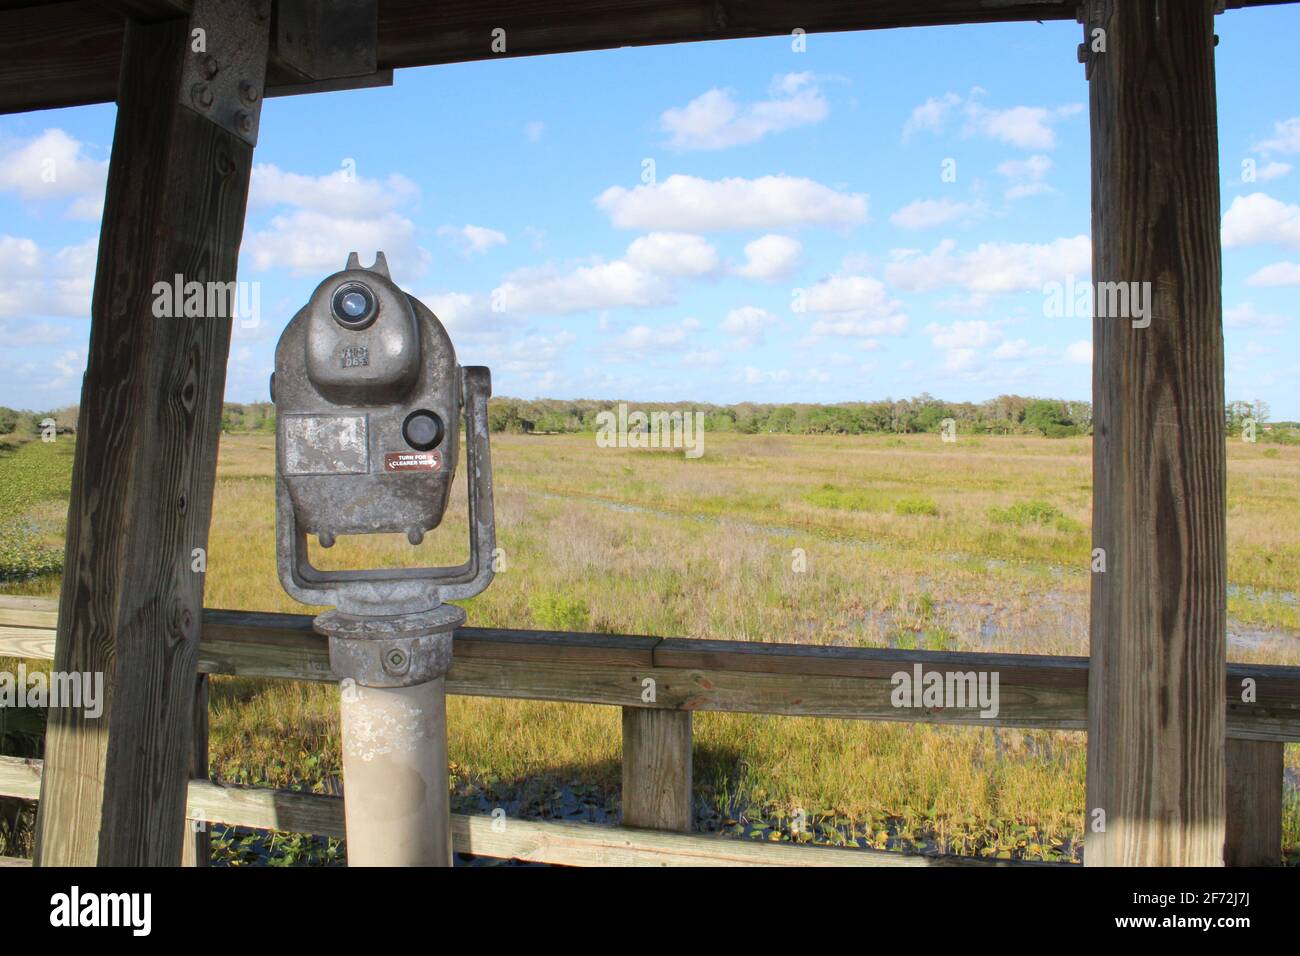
[339,677,451,866]
[317,604,462,867]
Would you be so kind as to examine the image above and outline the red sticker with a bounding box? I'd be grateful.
[384,450,441,472]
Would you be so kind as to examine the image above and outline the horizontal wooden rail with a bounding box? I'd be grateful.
[2,0,1292,115]
[2,597,1298,739]
[0,755,1022,867]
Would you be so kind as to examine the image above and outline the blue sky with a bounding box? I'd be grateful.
[1,9,1298,417]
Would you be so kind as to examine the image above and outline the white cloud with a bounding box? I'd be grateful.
[0,317,68,347]
[739,366,791,385]
[992,339,1049,360]
[1245,261,1300,286]
[886,236,1091,293]
[0,129,107,217]
[799,274,909,339]
[1225,302,1287,331]
[596,174,867,232]
[926,320,1002,349]
[903,90,1081,149]
[735,234,802,280]
[969,102,1082,150]
[890,198,986,230]
[249,164,418,217]
[438,224,507,256]
[475,329,575,388]
[246,164,427,277]
[1257,161,1292,182]
[721,306,778,348]
[0,234,96,319]
[902,93,962,142]
[997,154,1054,199]
[1252,117,1300,155]
[1066,340,1092,365]
[1222,192,1300,248]
[625,232,720,277]
[490,233,721,316]
[943,348,981,373]
[494,260,670,315]
[683,349,724,367]
[661,72,828,150]
[422,291,516,342]
[246,209,428,278]
[525,121,545,142]
[610,317,700,351]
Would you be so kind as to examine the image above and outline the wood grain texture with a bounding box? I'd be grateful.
[1085,0,1227,866]
[180,674,210,867]
[32,18,256,867]
[1223,738,1283,866]
[1,757,1049,866]
[622,708,692,831]
[4,0,1293,114]
[3,600,1299,739]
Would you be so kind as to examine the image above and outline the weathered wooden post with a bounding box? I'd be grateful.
[622,708,693,832]
[181,674,211,867]
[34,3,268,866]
[1224,738,1283,865]
[1083,0,1227,865]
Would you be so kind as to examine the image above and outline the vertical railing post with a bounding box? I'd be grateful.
[181,674,211,867]
[1224,738,1283,866]
[1083,0,1227,866]
[621,708,693,832]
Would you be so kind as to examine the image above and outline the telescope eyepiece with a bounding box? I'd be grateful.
[331,281,377,330]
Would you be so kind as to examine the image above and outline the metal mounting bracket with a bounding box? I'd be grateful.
[1075,0,1111,81]
[273,0,378,83]
[178,0,272,146]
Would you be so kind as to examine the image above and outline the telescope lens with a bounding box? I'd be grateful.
[340,292,367,316]
[402,409,444,451]
[331,282,377,329]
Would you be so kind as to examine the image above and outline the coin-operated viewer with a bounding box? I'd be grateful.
[271,251,496,866]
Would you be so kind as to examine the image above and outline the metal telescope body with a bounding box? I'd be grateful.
[272,251,496,866]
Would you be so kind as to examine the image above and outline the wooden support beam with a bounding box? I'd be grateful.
[1224,738,1283,866]
[5,599,1300,740]
[180,674,211,867]
[1084,0,1227,866]
[3,0,1294,116]
[3,756,1041,866]
[33,14,261,866]
[621,708,693,831]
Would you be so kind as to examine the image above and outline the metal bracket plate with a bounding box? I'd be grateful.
[274,0,378,82]
[178,0,272,146]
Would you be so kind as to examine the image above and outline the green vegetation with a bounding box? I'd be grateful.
[0,439,75,582]
[3,428,1297,864]
[530,592,592,631]
[988,500,1081,533]
[894,496,940,517]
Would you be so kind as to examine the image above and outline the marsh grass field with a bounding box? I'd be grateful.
[2,428,1298,862]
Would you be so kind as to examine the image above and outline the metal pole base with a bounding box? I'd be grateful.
[339,676,451,866]
[317,605,462,867]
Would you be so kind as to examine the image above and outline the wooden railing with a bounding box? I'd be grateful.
[2,596,1296,865]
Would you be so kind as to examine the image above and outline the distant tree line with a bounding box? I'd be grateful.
[487,394,1097,438]
[5,396,1294,442]
[221,402,276,433]
[0,406,77,438]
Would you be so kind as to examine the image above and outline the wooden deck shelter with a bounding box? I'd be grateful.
[0,0,1294,867]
